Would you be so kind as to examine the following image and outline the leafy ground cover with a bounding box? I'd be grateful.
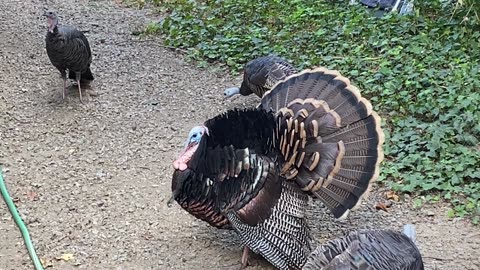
[144,0,479,223]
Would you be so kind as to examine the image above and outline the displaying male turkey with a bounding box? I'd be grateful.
[171,67,384,269]
[303,224,424,270]
[43,10,94,103]
[224,55,297,99]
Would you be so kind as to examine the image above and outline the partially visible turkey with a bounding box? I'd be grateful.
[303,224,424,270]
[171,67,385,269]
[43,10,94,103]
[224,55,297,99]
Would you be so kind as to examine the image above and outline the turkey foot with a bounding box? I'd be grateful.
[240,246,250,270]
[87,89,99,97]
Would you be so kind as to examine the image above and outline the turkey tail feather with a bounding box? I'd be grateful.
[403,223,417,243]
[81,67,94,81]
[261,67,385,218]
[68,67,94,81]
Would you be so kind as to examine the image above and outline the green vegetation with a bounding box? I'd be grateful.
[144,21,162,35]
[150,0,479,222]
[446,0,479,22]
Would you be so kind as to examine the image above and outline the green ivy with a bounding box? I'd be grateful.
[152,0,480,222]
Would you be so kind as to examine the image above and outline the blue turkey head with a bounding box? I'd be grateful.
[173,125,209,171]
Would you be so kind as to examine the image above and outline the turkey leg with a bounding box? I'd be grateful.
[60,70,67,101]
[240,246,250,269]
[75,71,84,103]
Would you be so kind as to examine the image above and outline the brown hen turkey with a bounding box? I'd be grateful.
[170,67,385,270]
[43,10,94,103]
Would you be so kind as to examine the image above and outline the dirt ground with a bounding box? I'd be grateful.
[0,0,479,269]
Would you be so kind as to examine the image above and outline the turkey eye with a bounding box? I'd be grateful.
[192,134,197,138]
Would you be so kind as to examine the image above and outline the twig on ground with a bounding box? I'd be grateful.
[423,256,450,261]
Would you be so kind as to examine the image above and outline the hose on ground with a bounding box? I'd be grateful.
[0,167,44,270]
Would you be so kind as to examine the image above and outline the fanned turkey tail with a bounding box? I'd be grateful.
[261,67,385,218]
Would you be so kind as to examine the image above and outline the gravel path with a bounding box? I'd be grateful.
[0,0,479,269]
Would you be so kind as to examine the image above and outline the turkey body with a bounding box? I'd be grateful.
[224,55,297,98]
[303,225,424,270]
[45,25,93,82]
[172,67,385,269]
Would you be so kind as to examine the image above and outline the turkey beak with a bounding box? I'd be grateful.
[184,138,197,150]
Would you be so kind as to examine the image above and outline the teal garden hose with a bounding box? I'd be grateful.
[0,167,44,270]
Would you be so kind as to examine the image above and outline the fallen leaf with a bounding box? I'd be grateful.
[26,190,38,201]
[40,258,53,268]
[386,190,399,201]
[374,202,390,212]
[56,253,74,261]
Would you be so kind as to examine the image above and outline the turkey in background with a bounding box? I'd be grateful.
[170,67,385,269]
[303,224,424,270]
[353,0,415,17]
[43,10,94,103]
[224,55,297,99]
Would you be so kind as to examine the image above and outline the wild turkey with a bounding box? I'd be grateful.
[43,10,94,103]
[171,67,385,269]
[224,55,297,98]
[359,0,415,16]
[303,224,424,270]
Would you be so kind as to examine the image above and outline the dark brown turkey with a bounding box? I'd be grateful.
[224,55,297,98]
[43,10,94,103]
[171,67,385,270]
[303,224,424,270]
